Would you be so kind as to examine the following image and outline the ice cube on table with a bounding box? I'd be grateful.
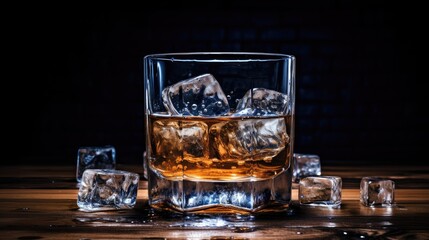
[299,176,342,208]
[162,73,230,116]
[210,118,289,161]
[360,177,395,207]
[77,169,139,212]
[292,153,321,183]
[235,88,289,116]
[76,146,116,182]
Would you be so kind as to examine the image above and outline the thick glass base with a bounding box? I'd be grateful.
[148,167,292,214]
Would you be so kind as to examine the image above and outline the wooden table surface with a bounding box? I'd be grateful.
[1,164,428,239]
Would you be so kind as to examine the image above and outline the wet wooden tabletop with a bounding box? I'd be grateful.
[1,164,428,239]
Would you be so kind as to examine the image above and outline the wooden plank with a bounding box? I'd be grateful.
[1,199,429,239]
[0,165,428,239]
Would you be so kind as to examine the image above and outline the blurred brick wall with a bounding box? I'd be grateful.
[13,2,423,165]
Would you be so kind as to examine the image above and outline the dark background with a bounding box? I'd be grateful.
[8,2,424,166]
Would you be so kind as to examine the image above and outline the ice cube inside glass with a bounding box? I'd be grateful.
[76,146,116,182]
[299,176,342,208]
[77,169,139,212]
[293,153,321,183]
[144,52,295,214]
[360,177,395,207]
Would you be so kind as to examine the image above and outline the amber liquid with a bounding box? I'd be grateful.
[147,114,293,181]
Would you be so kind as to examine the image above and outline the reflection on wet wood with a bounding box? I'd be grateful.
[0,165,429,239]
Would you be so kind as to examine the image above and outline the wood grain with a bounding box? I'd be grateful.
[1,165,428,239]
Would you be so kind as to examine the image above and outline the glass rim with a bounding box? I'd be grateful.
[144,52,295,62]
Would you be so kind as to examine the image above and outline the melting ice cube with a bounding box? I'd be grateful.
[360,177,395,207]
[210,118,289,161]
[235,88,289,116]
[292,153,321,183]
[162,73,230,116]
[76,146,116,182]
[153,119,209,161]
[77,169,139,212]
[299,176,342,208]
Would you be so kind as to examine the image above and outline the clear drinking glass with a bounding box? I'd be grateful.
[143,52,295,214]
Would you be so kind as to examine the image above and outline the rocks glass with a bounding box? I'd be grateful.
[144,52,295,214]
